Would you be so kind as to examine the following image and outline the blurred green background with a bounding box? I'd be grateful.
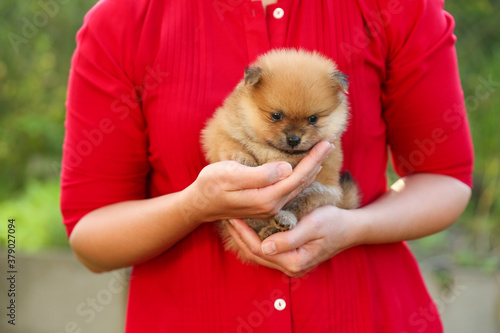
[0,0,499,270]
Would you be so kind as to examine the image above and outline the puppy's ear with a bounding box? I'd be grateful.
[332,71,349,95]
[244,67,262,86]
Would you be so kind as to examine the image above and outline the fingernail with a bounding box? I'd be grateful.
[228,219,235,227]
[262,241,277,255]
[278,162,293,180]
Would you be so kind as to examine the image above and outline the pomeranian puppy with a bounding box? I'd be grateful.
[201,49,359,258]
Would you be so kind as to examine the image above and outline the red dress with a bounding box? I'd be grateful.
[61,0,473,332]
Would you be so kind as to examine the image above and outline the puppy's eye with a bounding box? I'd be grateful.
[271,113,283,121]
[308,115,318,125]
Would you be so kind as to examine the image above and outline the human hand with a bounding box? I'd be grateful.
[183,141,334,224]
[226,205,363,277]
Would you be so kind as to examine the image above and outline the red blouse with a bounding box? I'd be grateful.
[61,0,473,332]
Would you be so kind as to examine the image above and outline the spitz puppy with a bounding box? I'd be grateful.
[201,49,359,257]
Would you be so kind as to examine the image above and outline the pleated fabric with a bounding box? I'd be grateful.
[61,0,473,332]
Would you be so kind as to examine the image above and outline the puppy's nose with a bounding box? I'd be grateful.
[286,135,301,148]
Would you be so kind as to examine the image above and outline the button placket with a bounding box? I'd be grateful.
[242,1,271,63]
[266,2,288,48]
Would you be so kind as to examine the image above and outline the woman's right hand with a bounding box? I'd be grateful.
[183,141,335,224]
[69,141,333,272]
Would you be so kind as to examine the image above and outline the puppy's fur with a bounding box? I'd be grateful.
[201,49,360,259]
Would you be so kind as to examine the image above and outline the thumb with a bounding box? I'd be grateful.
[230,161,293,190]
[261,223,314,255]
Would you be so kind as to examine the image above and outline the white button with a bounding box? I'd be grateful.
[273,8,284,19]
[274,298,286,311]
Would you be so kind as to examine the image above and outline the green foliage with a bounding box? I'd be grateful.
[0,0,498,259]
[408,0,500,270]
[0,0,97,199]
[0,0,97,251]
[448,0,500,263]
[0,179,68,251]
[383,0,500,270]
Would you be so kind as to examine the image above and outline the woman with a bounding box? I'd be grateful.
[61,0,473,331]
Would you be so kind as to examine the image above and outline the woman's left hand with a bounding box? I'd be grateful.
[226,205,364,278]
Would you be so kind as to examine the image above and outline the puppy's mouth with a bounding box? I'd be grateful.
[267,141,313,155]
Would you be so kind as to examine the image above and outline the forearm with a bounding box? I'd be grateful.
[225,174,472,277]
[67,143,336,274]
[353,173,471,245]
[69,190,199,273]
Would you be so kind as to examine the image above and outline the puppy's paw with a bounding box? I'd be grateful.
[258,211,297,240]
[271,210,297,232]
[258,225,281,240]
[231,152,258,167]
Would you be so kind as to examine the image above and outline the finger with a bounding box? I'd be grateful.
[271,141,334,197]
[221,161,293,190]
[228,220,319,277]
[261,217,319,255]
[227,219,264,254]
[226,222,260,262]
[284,164,323,202]
[294,141,334,177]
[226,220,284,269]
[227,219,278,264]
[227,219,292,264]
[226,142,332,219]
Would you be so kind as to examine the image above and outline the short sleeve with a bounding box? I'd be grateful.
[381,0,473,186]
[60,0,150,236]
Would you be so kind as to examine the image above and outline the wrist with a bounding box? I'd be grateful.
[343,207,371,248]
[176,183,208,226]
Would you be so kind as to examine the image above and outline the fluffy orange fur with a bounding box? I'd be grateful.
[201,49,359,259]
